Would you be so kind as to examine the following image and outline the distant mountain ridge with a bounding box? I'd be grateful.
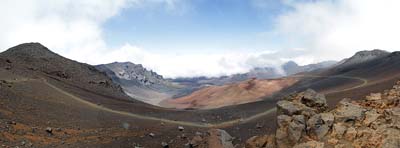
[172,60,337,86]
[283,60,337,75]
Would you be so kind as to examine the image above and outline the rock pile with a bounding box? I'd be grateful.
[246,81,400,148]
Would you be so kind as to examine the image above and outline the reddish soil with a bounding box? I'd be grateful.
[163,78,298,109]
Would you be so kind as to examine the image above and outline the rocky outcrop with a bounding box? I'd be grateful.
[96,62,166,86]
[246,80,400,148]
[188,129,234,148]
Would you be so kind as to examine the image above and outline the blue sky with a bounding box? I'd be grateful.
[102,0,287,53]
[1,0,400,77]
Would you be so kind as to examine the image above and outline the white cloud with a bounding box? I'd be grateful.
[2,0,400,78]
[97,44,279,78]
[0,0,292,78]
[272,0,400,63]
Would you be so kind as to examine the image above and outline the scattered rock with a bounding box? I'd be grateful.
[148,133,155,138]
[256,123,263,129]
[161,142,169,148]
[178,126,184,131]
[46,127,53,134]
[246,83,400,148]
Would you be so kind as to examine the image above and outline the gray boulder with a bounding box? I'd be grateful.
[288,115,306,143]
[277,100,304,116]
[307,113,334,140]
[300,89,328,112]
[333,99,365,123]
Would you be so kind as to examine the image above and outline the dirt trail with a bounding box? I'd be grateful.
[4,75,368,128]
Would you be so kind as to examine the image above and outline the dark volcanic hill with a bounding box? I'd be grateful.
[334,49,390,71]
[0,43,125,98]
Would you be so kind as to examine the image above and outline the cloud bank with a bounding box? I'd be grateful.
[1,0,400,78]
[272,0,400,62]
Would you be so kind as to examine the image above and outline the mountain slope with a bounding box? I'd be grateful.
[0,43,125,98]
[164,77,298,109]
[334,49,390,71]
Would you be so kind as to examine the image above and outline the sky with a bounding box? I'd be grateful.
[1,0,400,78]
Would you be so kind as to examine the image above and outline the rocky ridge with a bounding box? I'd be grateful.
[96,62,167,86]
[336,49,390,69]
[245,80,400,148]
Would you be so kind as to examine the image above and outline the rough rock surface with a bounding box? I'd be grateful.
[189,129,234,148]
[246,80,400,148]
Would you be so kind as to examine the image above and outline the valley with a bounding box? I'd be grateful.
[1,43,400,147]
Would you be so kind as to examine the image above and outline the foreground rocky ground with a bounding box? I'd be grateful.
[243,81,400,148]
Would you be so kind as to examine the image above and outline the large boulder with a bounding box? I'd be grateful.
[276,100,305,116]
[307,113,334,140]
[189,129,234,148]
[277,115,292,128]
[300,89,328,112]
[206,129,234,148]
[288,115,306,143]
[363,109,381,125]
[333,99,365,123]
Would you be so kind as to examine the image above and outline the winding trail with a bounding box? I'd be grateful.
[6,75,368,128]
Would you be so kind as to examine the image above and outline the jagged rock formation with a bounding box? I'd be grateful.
[96,62,183,105]
[96,62,166,86]
[246,80,400,148]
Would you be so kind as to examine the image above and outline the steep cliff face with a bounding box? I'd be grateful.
[96,62,184,105]
[246,80,400,148]
[96,62,167,86]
